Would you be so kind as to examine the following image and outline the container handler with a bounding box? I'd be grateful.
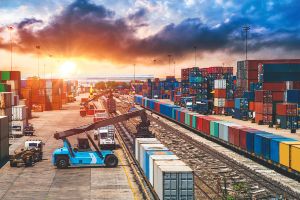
[52,109,153,169]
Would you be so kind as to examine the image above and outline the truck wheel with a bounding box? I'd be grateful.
[56,157,69,169]
[105,154,118,167]
[24,156,33,167]
[10,161,17,167]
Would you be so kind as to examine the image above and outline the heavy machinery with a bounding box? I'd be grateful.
[10,140,43,167]
[52,109,153,169]
[24,124,35,136]
[94,125,116,150]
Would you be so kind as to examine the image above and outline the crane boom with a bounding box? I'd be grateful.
[54,109,150,140]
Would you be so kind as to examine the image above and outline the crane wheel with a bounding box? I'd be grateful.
[105,154,118,168]
[56,156,69,169]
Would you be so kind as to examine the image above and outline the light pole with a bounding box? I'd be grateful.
[242,25,250,61]
[36,45,41,77]
[48,54,53,79]
[167,54,172,75]
[133,63,136,84]
[7,26,14,71]
[193,46,197,67]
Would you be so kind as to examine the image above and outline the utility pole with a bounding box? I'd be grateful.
[133,63,136,84]
[193,46,197,67]
[49,54,53,80]
[8,26,14,71]
[242,25,250,61]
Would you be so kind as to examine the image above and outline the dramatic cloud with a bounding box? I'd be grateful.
[1,0,300,65]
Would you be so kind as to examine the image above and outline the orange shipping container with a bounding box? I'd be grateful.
[214,89,226,98]
[249,102,255,111]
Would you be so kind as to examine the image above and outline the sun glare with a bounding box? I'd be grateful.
[59,61,76,77]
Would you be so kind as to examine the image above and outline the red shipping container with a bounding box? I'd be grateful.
[254,102,263,113]
[239,128,258,150]
[263,82,286,91]
[255,113,263,123]
[225,99,234,108]
[249,102,255,111]
[276,103,298,116]
[228,126,244,147]
[180,111,185,124]
[202,117,211,135]
[214,89,226,98]
[248,71,258,79]
[272,91,284,101]
[10,71,21,80]
[196,116,203,131]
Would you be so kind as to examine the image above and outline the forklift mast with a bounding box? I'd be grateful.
[54,109,152,140]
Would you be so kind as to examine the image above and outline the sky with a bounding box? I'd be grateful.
[0,0,300,78]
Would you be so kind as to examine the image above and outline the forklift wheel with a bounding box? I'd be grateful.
[105,154,118,168]
[24,156,33,167]
[56,157,69,169]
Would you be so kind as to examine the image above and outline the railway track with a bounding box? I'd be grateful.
[117,100,300,200]
[110,112,158,200]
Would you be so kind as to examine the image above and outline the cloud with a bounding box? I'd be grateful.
[0,0,300,66]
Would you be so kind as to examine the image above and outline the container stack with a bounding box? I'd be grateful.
[181,68,190,97]
[45,79,63,110]
[11,105,27,136]
[236,60,259,92]
[254,90,273,124]
[189,67,207,101]
[213,79,226,114]
[242,91,255,114]
[233,98,249,120]
[0,116,9,163]
[276,103,298,129]
[152,78,161,99]
[25,77,46,111]
[0,71,21,96]
[0,92,12,136]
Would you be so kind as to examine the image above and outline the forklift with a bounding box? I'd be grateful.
[52,109,153,169]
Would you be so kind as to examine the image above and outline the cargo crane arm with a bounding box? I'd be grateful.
[54,109,151,140]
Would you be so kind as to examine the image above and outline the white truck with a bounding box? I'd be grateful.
[94,125,116,150]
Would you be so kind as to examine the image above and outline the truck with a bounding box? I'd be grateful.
[52,109,153,169]
[94,125,116,150]
[10,140,43,167]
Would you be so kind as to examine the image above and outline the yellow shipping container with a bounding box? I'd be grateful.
[291,145,300,172]
[279,141,300,168]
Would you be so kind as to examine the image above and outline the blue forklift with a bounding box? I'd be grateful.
[52,109,152,169]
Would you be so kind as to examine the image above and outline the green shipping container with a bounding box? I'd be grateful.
[1,71,10,80]
[192,115,197,129]
[0,83,7,92]
[210,121,219,137]
[185,113,190,125]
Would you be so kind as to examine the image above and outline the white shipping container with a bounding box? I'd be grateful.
[154,165,194,200]
[214,98,225,107]
[11,120,26,135]
[149,155,179,186]
[153,160,186,188]
[218,122,242,142]
[139,143,168,171]
[214,79,226,89]
[12,105,26,121]
[0,116,9,139]
[134,138,159,160]
[0,92,12,108]
[0,108,12,121]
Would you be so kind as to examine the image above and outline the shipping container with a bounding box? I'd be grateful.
[214,79,226,89]
[149,155,179,186]
[11,120,26,135]
[279,141,300,168]
[143,149,171,179]
[270,138,297,163]
[291,145,300,172]
[0,92,12,108]
[12,105,27,121]
[139,143,168,171]
[254,134,284,159]
[154,165,194,200]
[134,138,159,160]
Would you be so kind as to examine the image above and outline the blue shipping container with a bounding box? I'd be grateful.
[270,138,297,163]
[144,150,173,179]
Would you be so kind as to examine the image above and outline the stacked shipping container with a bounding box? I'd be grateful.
[276,103,298,129]
[254,90,273,124]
